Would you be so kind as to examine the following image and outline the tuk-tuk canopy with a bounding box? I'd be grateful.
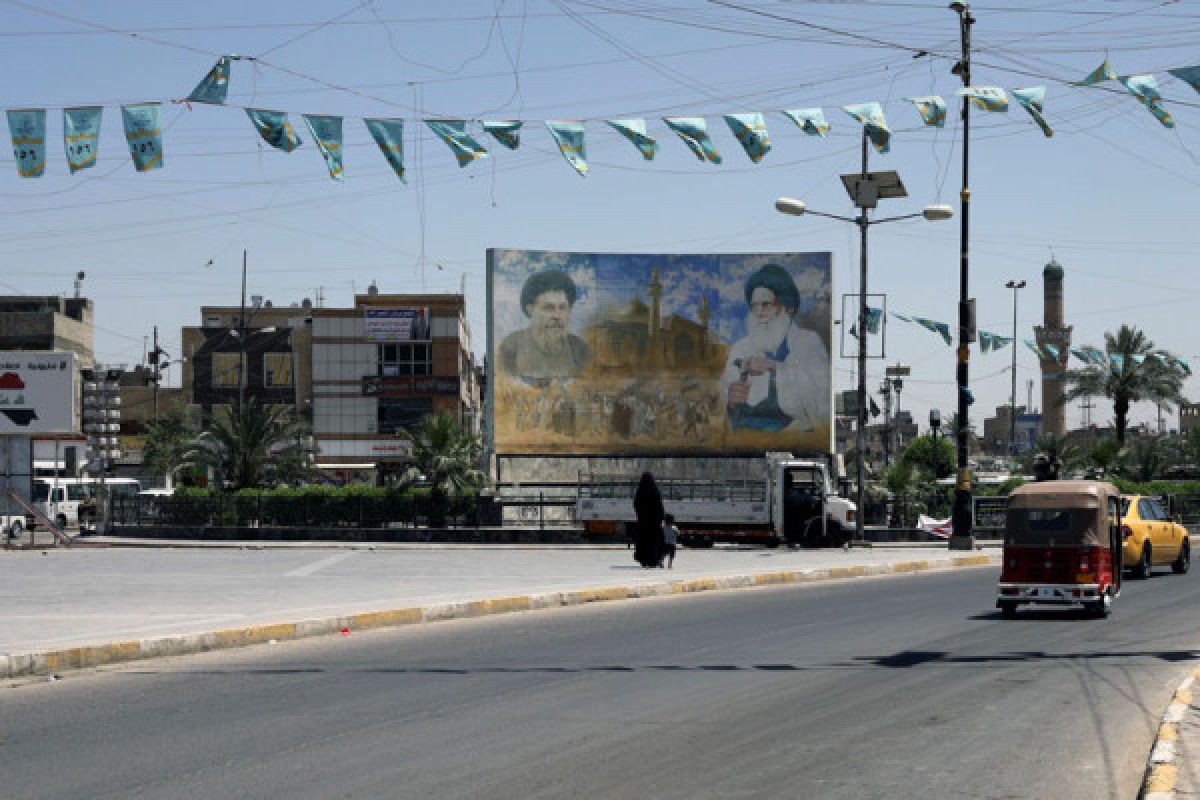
[1006,481,1120,547]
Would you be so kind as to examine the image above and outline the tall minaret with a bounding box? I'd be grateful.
[1034,256,1073,438]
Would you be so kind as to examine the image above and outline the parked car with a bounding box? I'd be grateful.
[1120,495,1190,579]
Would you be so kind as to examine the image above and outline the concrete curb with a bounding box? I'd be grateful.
[0,553,998,681]
[1140,668,1200,799]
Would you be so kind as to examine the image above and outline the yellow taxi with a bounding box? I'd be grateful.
[1120,495,1190,579]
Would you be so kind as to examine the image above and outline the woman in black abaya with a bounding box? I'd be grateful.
[632,471,665,568]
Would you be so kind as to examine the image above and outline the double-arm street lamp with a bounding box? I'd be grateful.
[774,131,952,544]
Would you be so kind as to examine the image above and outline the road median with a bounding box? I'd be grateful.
[0,551,999,681]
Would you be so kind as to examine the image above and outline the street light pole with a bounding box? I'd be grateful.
[949,0,976,551]
[1005,279,1025,458]
[774,136,953,548]
[855,129,869,546]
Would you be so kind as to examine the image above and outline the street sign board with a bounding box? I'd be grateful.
[0,351,76,434]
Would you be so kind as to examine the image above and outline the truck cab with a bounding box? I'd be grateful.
[766,454,856,547]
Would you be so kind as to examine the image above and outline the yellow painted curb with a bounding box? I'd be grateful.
[891,561,929,573]
[213,623,296,648]
[44,641,140,671]
[828,566,868,579]
[351,608,423,629]
[753,571,798,585]
[467,596,533,616]
[673,578,718,593]
[951,555,992,567]
[568,587,630,604]
[1158,722,1179,742]
[1144,763,1176,794]
[1176,689,1193,704]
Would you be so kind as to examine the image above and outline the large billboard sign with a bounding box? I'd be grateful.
[487,249,832,455]
[0,351,76,434]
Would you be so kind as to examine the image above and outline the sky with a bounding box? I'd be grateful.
[2,0,1199,437]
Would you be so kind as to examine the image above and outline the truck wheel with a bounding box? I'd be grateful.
[56,514,68,530]
[999,601,1017,619]
[824,523,846,548]
[8,520,22,540]
[1133,545,1152,580]
[1172,541,1190,575]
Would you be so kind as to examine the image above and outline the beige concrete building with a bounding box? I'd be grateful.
[0,296,94,366]
[311,291,481,481]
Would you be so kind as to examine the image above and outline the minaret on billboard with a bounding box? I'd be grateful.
[1034,256,1072,438]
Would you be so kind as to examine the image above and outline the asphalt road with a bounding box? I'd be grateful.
[3,565,1197,800]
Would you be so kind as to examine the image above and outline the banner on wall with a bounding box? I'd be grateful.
[487,249,833,455]
[364,308,430,342]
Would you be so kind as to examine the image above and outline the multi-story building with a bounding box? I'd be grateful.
[311,289,481,482]
[0,295,94,366]
[180,302,314,422]
[1181,402,1200,435]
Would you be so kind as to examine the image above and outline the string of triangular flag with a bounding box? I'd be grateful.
[9,54,1200,180]
[872,313,1192,377]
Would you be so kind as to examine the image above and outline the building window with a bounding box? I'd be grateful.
[264,353,293,387]
[378,343,431,377]
[212,353,242,387]
[378,397,433,434]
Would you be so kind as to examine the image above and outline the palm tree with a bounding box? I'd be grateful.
[141,404,197,484]
[1119,434,1174,483]
[1028,434,1080,481]
[396,412,486,507]
[1064,325,1186,445]
[1084,437,1122,479]
[188,400,312,490]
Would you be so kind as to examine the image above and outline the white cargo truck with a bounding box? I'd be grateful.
[576,453,856,548]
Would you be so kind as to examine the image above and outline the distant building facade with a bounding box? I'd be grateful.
[310,291,481,481]
[0,295,94,365]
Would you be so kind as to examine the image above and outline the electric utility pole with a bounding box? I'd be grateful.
[239,249,247,409]
[949,1,976,551]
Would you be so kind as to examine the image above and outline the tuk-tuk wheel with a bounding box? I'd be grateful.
[1085,594,1111,618]
[999,601,1017,619]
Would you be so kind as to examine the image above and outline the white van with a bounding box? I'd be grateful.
[32,478,142,528]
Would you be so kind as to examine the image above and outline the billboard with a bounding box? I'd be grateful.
[0,351,76,434]
[487,250,832,455]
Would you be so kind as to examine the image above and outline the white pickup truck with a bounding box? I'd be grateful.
[576,453,856,548]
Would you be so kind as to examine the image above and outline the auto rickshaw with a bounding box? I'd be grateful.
[997,480,1123,618]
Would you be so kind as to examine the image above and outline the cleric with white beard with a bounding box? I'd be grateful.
[720,263,829,433]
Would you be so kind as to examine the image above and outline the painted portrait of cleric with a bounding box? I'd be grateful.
[720,263,830,432]
[498,269,591,387]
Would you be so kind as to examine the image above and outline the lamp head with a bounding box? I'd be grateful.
[774,197,806,217]
[922,204,954,221]
[948,1,967,12]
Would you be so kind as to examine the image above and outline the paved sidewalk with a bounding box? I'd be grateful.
[0,542,997,678]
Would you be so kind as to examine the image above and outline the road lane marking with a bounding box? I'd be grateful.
[285,552,355,577]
